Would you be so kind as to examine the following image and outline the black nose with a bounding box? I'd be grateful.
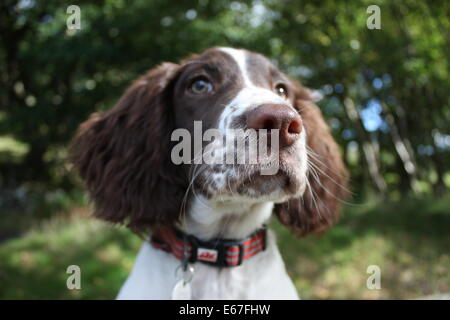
[246,104,302,148]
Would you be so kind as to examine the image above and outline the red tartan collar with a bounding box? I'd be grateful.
[150,226,267,267]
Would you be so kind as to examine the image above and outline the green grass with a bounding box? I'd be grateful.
[0,196,449,299]
[274,195,450,299]
[0,209,141,299]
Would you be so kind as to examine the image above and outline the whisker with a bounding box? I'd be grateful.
[305,176,322,219]
[306,146,349,180]
[306,152,353,195]
[307,161,356,207]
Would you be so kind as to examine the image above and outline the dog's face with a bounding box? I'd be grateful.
[172,48,307,203]
[70,47,348,236]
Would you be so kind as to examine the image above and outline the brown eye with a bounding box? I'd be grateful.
[275,84,288,98]
[189,77,213,94]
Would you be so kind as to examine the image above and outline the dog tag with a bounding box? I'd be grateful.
[172,264,194,300]
[172,280,192,300]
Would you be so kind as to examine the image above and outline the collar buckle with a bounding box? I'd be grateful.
[186,235,198,264]
[235,242,244,266]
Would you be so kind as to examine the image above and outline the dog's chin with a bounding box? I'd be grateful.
[239,169,305,199]
[208,167,306,204]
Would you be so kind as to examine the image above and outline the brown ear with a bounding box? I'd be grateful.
[70,63,186,233]
[274,83,349,236]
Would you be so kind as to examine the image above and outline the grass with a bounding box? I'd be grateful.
[0,195,449,299]
[274,195,450,299]
[0,208,141,299]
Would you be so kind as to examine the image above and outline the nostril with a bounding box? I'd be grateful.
[263,119,276,130]
[288,120,302,134]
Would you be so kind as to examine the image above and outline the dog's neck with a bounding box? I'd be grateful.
[178,195,274,240]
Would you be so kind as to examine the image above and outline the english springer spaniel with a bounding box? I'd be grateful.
[70,47,348,299]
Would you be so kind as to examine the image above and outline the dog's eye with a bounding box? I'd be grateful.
[275,84,288,98]
[189,77,213,94]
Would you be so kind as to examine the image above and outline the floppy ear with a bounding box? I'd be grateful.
[70,63,186,233]
[274,82,349,236]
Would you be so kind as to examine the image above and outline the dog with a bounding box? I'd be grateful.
[70,47,348,299]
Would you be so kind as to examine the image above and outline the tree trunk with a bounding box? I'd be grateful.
[382,103,420,194]
[343,97,387,198]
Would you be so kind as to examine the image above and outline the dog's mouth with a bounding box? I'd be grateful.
[195,159,306,202]
[237,169,289,194]
[192,141,308,202]
[235,165,304,197]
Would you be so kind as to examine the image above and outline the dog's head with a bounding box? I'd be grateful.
[70,47,348,236]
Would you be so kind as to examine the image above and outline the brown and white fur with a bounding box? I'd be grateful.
[70,47,348,299]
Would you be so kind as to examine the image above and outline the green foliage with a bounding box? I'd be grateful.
[0,1,448,197]
[1,0,449,203]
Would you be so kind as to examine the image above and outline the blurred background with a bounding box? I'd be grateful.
[0,0,449,299]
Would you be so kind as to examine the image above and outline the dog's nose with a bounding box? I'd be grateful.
[246,104,302,147]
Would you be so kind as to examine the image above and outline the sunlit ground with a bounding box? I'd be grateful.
[0,195,449,299]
